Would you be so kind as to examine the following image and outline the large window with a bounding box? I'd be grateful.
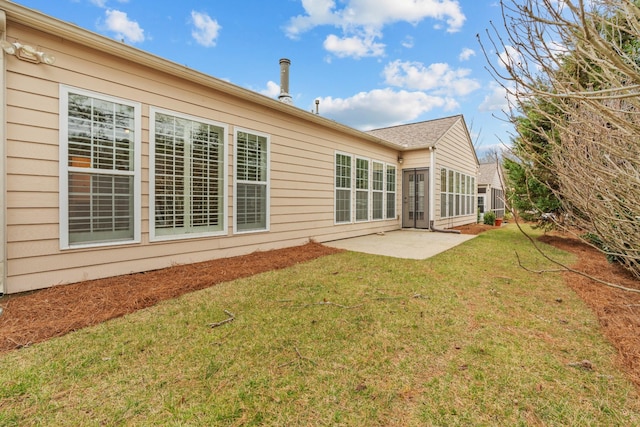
[386,165,396,219]
[334,153,396,224]
[372,161,384,220]
[335,153,352,223]
[355,157,370,221]
[235,129,269,233]
[60,86,140,248]
[150,109,226,240]
[440,167,476,219]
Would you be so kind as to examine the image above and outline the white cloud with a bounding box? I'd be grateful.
[315,88,457,130]
[286,0,466,58]
[91,0,130,8]
[103,9,144,43]
[498,45,522,69]
[548,40,569,58]
[479,82,512,112]
[459,47,475,61]
[383,60,480,96]
[260,81,281,98]
[191,11,221,47]
[401,36,414,49]
[286,0,466,37]
[323,31,385,58]
[286,0,344,38]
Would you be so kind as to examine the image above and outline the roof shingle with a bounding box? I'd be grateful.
[365,115,462,149]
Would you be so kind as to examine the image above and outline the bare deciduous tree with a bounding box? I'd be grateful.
[481,0,640,278]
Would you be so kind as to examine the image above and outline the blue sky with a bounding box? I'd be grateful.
[15,0,513,155]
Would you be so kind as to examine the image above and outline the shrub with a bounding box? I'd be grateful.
[483,211,496,226]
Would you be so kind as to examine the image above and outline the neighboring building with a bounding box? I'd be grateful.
[477,162,505,219]
[367,116,479,230]
[0,1,478,294]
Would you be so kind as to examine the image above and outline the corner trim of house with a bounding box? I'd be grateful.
[0,10,7,295]
[429,146,436,225]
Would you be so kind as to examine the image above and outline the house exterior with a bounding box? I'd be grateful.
[0,1,478,294]
[367,116,479,230]
[477,162,505,219]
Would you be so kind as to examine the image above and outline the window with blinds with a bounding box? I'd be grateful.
[61,87,140,247]
[372,161,384,220]
[235,129,269,233]
[335,153,352,223]
[151,110,226,239]
[386,165,396,219]
[334,153,396,224]
[440,167,476,219]
[355,157,370,221]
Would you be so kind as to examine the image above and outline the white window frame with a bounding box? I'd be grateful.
[233,127,270,234]
[334,152,398,224]
[59,85,141,249]
[334,151,353,224]
[149,107,228,241]
[440,168,448,219]
[385,164,397,220]
[440,167,476,219]
[355,156,370,222]
[372,161,385,221]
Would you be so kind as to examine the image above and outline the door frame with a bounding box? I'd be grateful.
[402,168,430,229]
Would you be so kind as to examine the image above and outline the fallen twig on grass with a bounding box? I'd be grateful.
[515,251,567,274]
[373,296,406,301]
[515,251,640,294]
[312,301,363,309]
[209,310,235,328]
[278,346,316,368]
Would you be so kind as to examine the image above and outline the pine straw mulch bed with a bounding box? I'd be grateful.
[1,227,639,390]
[0,242,342,353]
[538,232,640,388]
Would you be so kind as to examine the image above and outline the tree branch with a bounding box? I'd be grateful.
[209,310,235,328]
[512,218,640,294]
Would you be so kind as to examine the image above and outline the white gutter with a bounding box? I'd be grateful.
[0,0,400,152]
[0,10,6,295]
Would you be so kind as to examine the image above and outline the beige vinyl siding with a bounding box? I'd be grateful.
[3,18,401,293]
[433,118,478,228]
[399,150,431,170]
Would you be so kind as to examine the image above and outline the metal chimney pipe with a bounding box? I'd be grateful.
[278,58,293,104]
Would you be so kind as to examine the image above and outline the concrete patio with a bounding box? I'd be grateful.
[324,229,476,260]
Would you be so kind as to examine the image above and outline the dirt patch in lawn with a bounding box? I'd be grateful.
[1,226,639,391]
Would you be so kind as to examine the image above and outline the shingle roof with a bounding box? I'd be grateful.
[478,162,500,185]
[365,115,462,149]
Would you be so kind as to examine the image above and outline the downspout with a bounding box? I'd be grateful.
[0,11,7,295]
[428,145,460,234]
[429,146,435,226]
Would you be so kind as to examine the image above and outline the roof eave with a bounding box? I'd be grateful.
[1,0,401,150]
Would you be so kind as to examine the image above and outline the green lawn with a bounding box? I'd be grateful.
[1,225,638,426]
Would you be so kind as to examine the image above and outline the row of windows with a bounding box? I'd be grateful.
[60,86,269,249]
[335,153,396,224]
[440,168,476,219]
